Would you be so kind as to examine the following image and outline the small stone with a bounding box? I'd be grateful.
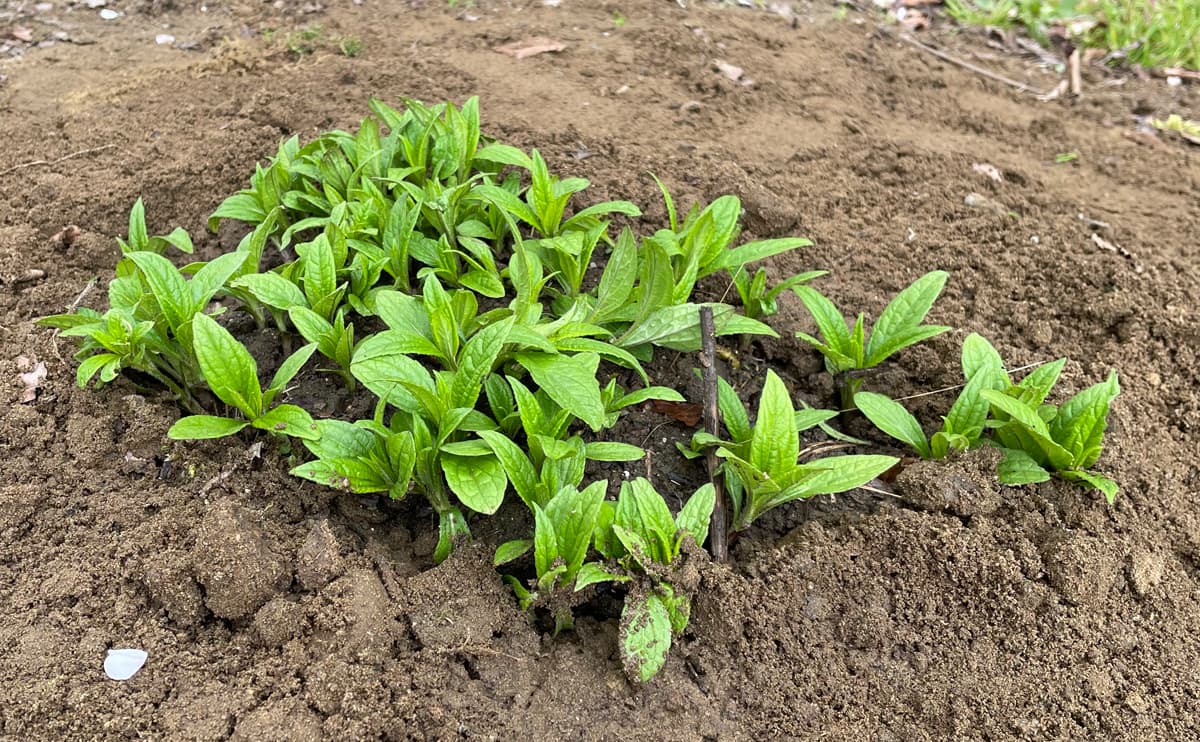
[99,8,121,20]
[1125,691,1149,714]
[679,100,703,113]
[1129,550,1165,596]
[155,33,175,45]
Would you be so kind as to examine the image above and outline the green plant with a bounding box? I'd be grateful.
[981,370,1120,502]
[339,37,363,57]
[1054,152,1079,164]
[39,243,244,413]
[593,478,714,682]
[167,313,319,440]
[691,370,898,530]
[1083,0,1200,71]
[793,270,950,409]
[853,332,1009,459]
[494,481,621,633]
[733,267,826,321]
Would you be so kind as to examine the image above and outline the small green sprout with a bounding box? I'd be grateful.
[167,313,319,441]
[793,270,950,409]
[339,37,363,57]
[982,370,1121,502]
[690,370,898,530]
[1054,152,1079,164]
[853,332,1009,459]
[593,478,715,682]
[494,481,621,634]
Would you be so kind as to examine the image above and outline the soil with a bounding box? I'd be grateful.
[2,0,1199,739]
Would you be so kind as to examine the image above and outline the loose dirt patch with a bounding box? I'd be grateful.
[2,0,1198,738]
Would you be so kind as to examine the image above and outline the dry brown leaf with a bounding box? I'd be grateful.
[971,163,1003,183]
[714,60,744,82]
[51,224,81,250]
[16,355,46,403]
[494,37,565,60]
[649,399,703,427]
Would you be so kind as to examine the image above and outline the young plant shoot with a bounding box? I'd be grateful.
[794,270,950,409]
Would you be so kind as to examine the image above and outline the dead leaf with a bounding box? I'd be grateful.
[971,163,1003,183]
[650,399,703,427]
[10,26,34,42]
[494,37,565,60]
[16,355,47,403]
[51,224,81,250]
[714,60,744,82]
[897,9,929,31]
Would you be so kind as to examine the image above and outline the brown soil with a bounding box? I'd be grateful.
[2,0,1199,739]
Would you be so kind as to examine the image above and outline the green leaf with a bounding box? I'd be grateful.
[209,192,266,231]
[532,502,559,578]
[299,235,338,311]
[584,441,645,462]
[710,237,812,273]
[474,143,533,170]
[1059,470,1118,504]
[795,407,838,432]
[717,376,751,443]
[676,483,715,547]
[191,312,262,418]
[267,342,318,397]
[351,337,435,413]
[304,419,374,461]
[167,415,249,440]
[865,270,949,367]
[252,403,319,440]
[494,539,533,566]
[188,252,244,310]
[961,332,1010,386]
[590,228,638,323]
[291,457,391,493]
[515,351,606,431]
[620,592,673,682]
[1050,370,1120,469]
[616,478,677,565]
[545,481,607,575]
[793,285,851,360]
[76,352,119,387]
[794,454,899,497]
[942,365,1004,445]
[442,453,507,515]
[127,198,149,250]
[996,448,1052,486]
[1015,358,1066,407]
[614,386,685,409]
[854,391,930,459]
[450,317,513,409]
[232,272,307,311]
[749,370,798,479]
[575,562,629,591]
[478,430,539,508]
[127,251,190,334]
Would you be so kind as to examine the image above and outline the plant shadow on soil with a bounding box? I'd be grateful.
[1,0,1199,739]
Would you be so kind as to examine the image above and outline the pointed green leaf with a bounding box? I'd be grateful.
[191,312,262,418]
[494,539,533,566]
[865,270,948,366]
[996,448,1052,486]
[749,370,798,479]
[854,391,930,458]
[676,483,715,547]
[167,415,249,440]
[515,351,606,431]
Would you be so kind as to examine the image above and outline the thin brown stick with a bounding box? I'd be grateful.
[699,306,728,563]
[1068,47,1083,97]
[898,33,1050,97]
[0,144,118,177]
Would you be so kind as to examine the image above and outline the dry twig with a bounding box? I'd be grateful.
[0,144,118,177]
[899,33,1051,97]
[699,306,728,563]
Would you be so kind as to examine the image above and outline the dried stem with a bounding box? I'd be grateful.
[699,306,728,563]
